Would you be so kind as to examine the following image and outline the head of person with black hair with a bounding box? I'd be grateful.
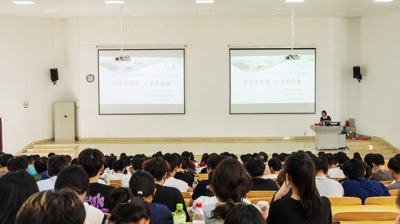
[0,153,13,171]
[327,154,338,168]
[120,153,127,158]
[48,152,56,158]
[313,156,344,197]
[343,159,365,180]
[152,151,163,158]
[278,153,287,167]
[370,154,393,181]
[246,158,279,191]
[15,189,86,224]
[371,153,385,170]
[206,157,252,222]
[267,151,332,224]
[241,153,253,164]
[272,153,279,158]
[109,187,150,224]
[7,156,29,172]
[224,203,266,224]
[120,156,131,168]
[257,152,268,163]
[388,156,400,188]
[78,148,105,179]
[336,152,350,167]
[71,158,78,165]
[207,154,225,173]
[142,157,170,184]
[353,152,362,161]
[34,157,48,175]
[313,156,329,176]
[64,155,72,165]
[268,157,282,174]
[113,160,126,174]
[364,153,374,168]
[132,158,144,172]
[0,171,38,224]
[162,153,189,191]
[364,162,372,179]
[36,155,68,191]
[200,153,209,167]
[163,153,179,177]
[106,156,117,170]
[55,165,105,223]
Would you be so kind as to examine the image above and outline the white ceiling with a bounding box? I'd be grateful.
[0,0,399,19]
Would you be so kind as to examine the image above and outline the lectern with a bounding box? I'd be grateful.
[310,125,346,150]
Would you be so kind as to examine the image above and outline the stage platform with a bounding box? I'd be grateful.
[18,136,399,160]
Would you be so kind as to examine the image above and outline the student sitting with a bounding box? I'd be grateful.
[387,156,400,190]
[109,188,151,224]
[78,148,115,213]
[370,154,393,181]
[142,157,189,221]
[263,157,281,179]
[15,189,86,224]
[7,156,29,172]
[129,170,173,224]
[327,154,345,179]
[224,204,266,224]
[245,158,279,191]
[313,156,344,197]
[163,153,189,192]
[192,154,225,200]
[109,160,131,187]
[33,157,47,182]
[267,151,332,224]
[55,165,106,224]
[0,153,13,177]
[37,155,68,191]
[0,171,39,224]
[202,157,258,224]
[342,159,390,204]
[175,155,195,187]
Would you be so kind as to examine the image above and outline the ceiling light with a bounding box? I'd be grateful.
[105,0,124,4]
[196,0,213,3]
[285,0,304,2]
[374,0,393,2]
[12,1,34,4]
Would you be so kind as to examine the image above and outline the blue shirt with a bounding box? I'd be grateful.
[28,166,37,175]
[148,202,173,224]
[342,178,390,204]
[41,171,50,180]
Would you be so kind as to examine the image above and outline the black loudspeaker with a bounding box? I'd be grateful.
[50,68,59,85]
[353,66,362,82]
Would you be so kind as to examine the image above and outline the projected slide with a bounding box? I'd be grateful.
[230,48,316,114]
[98,49,185,114]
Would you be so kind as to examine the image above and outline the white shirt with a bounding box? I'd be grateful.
[202,199,254,224]
[37,176,57,191]
[327,167,345,178]
[315,176,344,197]
[84,202,105,224]
[263,174,278,179]
[164,177,189,192]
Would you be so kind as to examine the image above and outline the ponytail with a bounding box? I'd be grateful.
[285,151,321,220]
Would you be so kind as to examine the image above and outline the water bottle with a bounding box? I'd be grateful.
[173,203,186,224]
[193,179,199,190]
[192,202,205,224]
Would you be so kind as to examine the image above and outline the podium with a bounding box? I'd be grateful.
[310,125,346,150]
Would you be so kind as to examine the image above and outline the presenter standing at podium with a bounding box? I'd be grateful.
[320,110,331,126]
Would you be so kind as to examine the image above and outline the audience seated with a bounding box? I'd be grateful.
[192,154,225,200]
[162,153,189,192]
[37,155,68,191]
[199,153,209,172]
[267,151,332,224]
[342,158,390,204]
[189,170,218,216]
[313,156,344,197]
[7,156,28,172]
[142,157,189,221]
[129,170,173,224]
[203,157,255,224]
[370,154,393,181]
[0,153,13,177]
[224,203,266,224]
[257,152,269,165]
[27,155,37,176]
[277,153,288,170]
[387,156,400,190]
[245,158,279,191]
[364,153,374,168]
[15,189,86,224]
[0,171,38,224]
[109,160,131,187]
[55,165,106,224]
[175,156,195,187]
[109,188,151,224]
[327,155,345,179]
[33,157,47,182]
[263,157,281,179]
[78,148,115,213]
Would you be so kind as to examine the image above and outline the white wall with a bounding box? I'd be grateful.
[347,14,400,149]
[0,15,76,154]
[76,17,341,139]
